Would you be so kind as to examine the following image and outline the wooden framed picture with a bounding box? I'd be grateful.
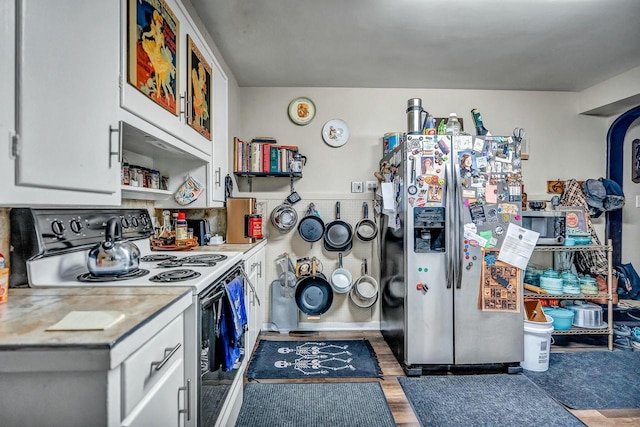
[187,35,212,140]
[128,0,179,115]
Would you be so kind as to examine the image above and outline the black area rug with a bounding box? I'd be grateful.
[523,351,640,409]
[399,374,583,427]
[235,382,395,427]
[246,339,382,380]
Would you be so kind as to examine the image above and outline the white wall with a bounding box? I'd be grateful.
[235,88,608,202]
[231,87,621,327]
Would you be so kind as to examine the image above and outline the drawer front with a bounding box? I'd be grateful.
[122,314,184,418]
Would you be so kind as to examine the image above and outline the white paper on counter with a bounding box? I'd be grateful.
[497,223,539,270]
[46,311,125,331]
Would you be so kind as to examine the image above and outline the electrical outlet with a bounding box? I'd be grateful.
[366,181,378,192]
[351,181,364,193]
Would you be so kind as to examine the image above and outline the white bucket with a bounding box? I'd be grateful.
[521,314,554,372]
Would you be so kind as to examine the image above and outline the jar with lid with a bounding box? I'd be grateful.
[142,168,151,188]
[129,165,141,187]
[150,170,160,189]
[175,212,188,241]
[445,113,461,135]
[122,161,130,185]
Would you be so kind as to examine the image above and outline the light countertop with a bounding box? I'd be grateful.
[0,287,191,349]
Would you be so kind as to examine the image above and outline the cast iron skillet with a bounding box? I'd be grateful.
[297,203,325,242]
[295,273,334,316]
[355,202,378,242]
[324,201,353,252]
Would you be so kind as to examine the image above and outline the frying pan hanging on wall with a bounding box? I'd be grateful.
[323,201,353,252]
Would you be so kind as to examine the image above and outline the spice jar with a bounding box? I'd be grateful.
[122,161,129,185]
[150,170,160,189]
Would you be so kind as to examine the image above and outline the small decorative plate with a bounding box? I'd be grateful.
[322,119,350,147]
[288,97,316,125]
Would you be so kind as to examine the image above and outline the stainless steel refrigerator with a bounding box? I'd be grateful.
[379,134,525,375]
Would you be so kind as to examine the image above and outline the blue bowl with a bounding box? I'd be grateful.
[543,307,574,331]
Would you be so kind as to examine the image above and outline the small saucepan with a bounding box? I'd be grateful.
[350,259,378,308]
[324,201,353,252]
[297,203,325,242]
[295,273,334,316]
[330,253,353,294]
[355,202,378,242]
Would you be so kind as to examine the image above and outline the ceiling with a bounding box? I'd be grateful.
[190,0,640,91]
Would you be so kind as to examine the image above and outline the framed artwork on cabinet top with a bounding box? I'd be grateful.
[187,35,212,140]
[127,0,179,115]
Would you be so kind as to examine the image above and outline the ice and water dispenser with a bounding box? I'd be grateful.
[413,207,446,252]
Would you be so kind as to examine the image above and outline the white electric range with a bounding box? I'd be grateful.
[9,208,247,427]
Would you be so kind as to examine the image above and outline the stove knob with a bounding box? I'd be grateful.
[140,215,149,226]
[131,217,139,227]
[51,220,65,236]
[121,217,130,229]
[70,219,83,234]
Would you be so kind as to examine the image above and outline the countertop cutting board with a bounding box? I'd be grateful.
[46,311,125,331]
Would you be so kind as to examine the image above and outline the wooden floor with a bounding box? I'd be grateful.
[251,330,640,427]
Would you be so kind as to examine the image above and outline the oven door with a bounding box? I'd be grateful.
[198,264,246,426]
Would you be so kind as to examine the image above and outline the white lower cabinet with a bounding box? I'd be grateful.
[121,315,186,425]
[0,309,190,427]
[244,243,266,357]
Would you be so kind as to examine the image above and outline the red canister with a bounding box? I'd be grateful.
[246,215,263,239]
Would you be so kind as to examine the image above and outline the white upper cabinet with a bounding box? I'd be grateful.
[210,60,229,206]
[0,0,121,206]
[119,0,215,158]
[0,0,228,207]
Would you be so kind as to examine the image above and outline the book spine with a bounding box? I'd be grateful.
[270,146,280,173]
[262,144,271,172]
[250,143,261,172]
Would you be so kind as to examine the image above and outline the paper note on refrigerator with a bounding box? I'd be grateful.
[381,182,395,211]
[497,223,539,270]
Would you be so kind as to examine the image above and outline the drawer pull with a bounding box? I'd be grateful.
[150,343,181,372]
[179,379,191,421]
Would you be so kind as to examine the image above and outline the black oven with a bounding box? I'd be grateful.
[198,262,247,426]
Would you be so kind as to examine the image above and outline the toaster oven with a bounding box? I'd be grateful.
[521,211,566,245]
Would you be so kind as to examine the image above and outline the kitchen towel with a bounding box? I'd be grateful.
[218,277,247,371]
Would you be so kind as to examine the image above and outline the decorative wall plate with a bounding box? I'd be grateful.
[322,119,350,147]
[288,97,316,125]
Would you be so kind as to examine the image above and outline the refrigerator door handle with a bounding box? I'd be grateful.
[452,150,463,290]
[445,161,454,289]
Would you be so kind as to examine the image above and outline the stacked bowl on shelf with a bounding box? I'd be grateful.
[561,271,581,294]
[539,269,563,295]
[579,274,599,295]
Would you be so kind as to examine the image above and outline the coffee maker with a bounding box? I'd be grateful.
[226,197,261,243]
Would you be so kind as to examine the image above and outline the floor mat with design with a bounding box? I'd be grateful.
[246,339,382,380]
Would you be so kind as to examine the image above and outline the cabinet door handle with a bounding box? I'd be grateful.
[258,261,262,278]
[150,342,181,372]
[178,379,191,422]
[215,167,221,187]
[108,123,121,168]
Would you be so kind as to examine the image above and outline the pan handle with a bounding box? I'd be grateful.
[335,201,341,219]
[363,259,368,275]
[363,202,369,219]
[339,252,343,268]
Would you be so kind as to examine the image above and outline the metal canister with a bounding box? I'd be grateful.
[406,98,427,135]
[246,215,263,239]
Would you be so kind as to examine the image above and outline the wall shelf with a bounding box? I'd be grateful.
[121,186,173,201]
[234,172,302,192]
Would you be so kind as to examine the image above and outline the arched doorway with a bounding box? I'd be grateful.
[606,105,640,266]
